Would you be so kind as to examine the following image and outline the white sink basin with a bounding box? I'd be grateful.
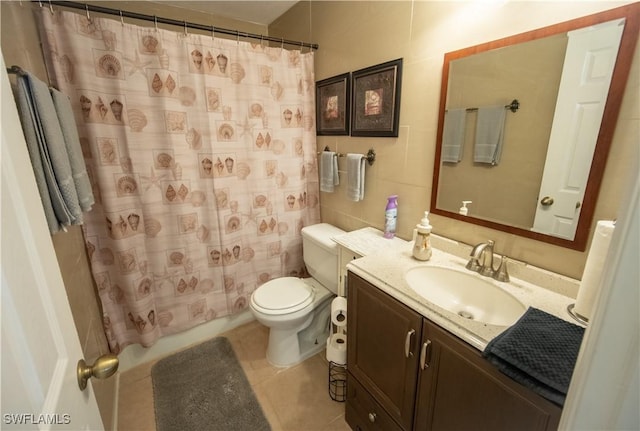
[404,266,526,326]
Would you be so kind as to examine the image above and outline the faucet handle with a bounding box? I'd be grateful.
[493,255,510,282]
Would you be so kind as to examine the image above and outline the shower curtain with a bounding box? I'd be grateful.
[38,9,320,352]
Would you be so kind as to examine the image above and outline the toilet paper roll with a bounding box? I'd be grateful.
[331,296,347,327]
[326,333,347,364]
[574,220,615,321]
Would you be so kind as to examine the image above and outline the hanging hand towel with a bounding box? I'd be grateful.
[50,88,95,213]
[474,105,506,165]
[441,108,466,163]
[14,75,60,233]
[320,151,339,192]
[346,153,365,202]
[15,72,84,232]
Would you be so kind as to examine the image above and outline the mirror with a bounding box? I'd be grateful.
[430,4,639,251]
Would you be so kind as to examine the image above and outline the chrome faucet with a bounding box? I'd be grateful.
[466,240,510,282]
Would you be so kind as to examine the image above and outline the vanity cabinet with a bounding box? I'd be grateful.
[346,272,562,431]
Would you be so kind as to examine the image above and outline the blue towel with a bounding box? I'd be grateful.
[441,109,466,163]
[483,307,585,406]
[320,151,339,193]
[50,88,94,212]
[14,71,86,232]
[474,105,506,165]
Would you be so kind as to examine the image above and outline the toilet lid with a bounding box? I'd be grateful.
[252,277,313,312]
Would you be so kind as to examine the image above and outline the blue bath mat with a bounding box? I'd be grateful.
[152,337,271,431]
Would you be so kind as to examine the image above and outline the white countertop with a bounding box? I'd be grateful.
[346,242,582,351]
[333,227,408,256]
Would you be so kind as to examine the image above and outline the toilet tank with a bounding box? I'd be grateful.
[301,223,345,294]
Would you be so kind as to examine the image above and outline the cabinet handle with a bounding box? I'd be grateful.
[368,412,377,423]
[405,329,415,358]
[420,340,432,370]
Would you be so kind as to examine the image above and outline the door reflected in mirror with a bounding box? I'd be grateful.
[431,4,639,251]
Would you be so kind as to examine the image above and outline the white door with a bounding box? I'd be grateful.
[1,57,103,430]
[532,19,624,239]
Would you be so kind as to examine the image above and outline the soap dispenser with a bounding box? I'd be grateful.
[459,201,472,216]
[412,211,432,261]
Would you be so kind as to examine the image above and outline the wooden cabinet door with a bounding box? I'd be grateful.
[414,320,561,431]
[347,272,422,431]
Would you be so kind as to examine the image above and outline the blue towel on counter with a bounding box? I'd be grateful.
[482,307,585,406]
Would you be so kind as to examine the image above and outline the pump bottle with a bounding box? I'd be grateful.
[412,211,432,261]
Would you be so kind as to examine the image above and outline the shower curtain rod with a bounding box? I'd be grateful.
[41,0,319,50]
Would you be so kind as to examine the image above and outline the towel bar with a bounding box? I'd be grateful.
[319,146,376,166]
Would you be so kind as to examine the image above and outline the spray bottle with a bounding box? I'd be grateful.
[384,195,398,239]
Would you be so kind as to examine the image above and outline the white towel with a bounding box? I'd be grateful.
[320,151,339,192]
[441,108,466,163]
[474,105,506,165]
[346,153,365,202]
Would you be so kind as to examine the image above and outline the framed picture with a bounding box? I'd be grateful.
[351,58,403,137]
[316,73,351,135]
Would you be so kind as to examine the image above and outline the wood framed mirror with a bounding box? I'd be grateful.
[430,4,639,251]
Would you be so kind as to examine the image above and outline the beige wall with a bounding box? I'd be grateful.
[270,0,638,279]
[0,2,267,429]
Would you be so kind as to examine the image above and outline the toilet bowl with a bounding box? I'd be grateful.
[249,223,345,367]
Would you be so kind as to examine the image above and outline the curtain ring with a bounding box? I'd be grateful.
[260,34,264,48]
[85,4,90,21]
[184,20,188,36]
[154,16,158,31]
[119,10,124,26]
[48,0,54,14]
[236,30,240,44]
[211,25,215,41]
[38,1,42,8]
[300,41,304,53]
[281,38,284,49]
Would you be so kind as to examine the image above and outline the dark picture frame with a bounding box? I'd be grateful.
[316,73,351,135]
[351,58,403,137]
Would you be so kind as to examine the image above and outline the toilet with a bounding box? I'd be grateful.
[250,223,345,367]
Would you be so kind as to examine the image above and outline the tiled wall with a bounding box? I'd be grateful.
[269,1,639,279]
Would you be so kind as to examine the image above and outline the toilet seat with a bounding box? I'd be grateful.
[251,277,314,315]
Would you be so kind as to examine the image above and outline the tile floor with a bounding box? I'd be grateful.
[117,320,352,430]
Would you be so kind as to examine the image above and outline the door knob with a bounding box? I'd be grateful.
[77,354,119,390]
[540,196,554,206]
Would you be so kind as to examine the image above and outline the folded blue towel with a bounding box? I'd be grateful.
[50,88,94,212]
[483,307,585,406]
[15,71,88,232]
